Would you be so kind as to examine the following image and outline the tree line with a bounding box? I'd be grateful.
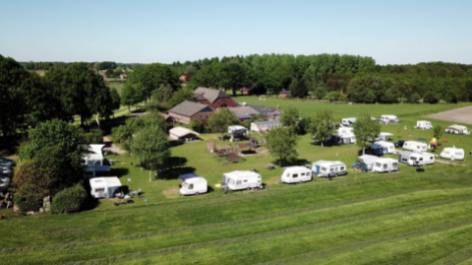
[20,61,144,70]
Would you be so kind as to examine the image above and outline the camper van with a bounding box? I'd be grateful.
[89,177,122,199]
[280,166,312,184]
[223,170,263,190]
[398,151,435,166]
[228,125,249,138]
[331,133,356,145]
[402,141,428,153]
[440,147,465,161]
[374,141,396,154]
[311,160,347,177]
[445,125,469,135]
[372,158,400,173]
[179,173,208,196]
[380,115,399,124]
[416,121,433,130]
[357,155,379,172]
[341,118,356,126]
[337,126,354,135]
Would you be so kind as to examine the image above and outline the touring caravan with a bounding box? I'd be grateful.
[337,126,354,135]
[179,173,208,196]
[357,155,379,172]
[374,141,396,154]
[341,118,356,126]
[89,177,122,199]
[380,115,399,124]
[311,160,347,177]
[445,125,469,135]
[416,121,433,130]
[440,147,465,161]
[398,151,435,166]
[250,121,281,133]
[223,170,263,190]
[402,141,428,153]
[280,166,312,184]
[228,125,249,138]
[376,132,394,142]
[371,158,400,173]
[331,133,357,145]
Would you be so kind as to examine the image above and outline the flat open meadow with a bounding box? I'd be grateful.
[1,98,472,264]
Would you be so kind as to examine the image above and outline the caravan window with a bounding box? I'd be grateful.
[244,179,248,183]
[330,168,334,172]
[188,184,194,190]
[383,164,388,169]
[321,167,327,171]
[419,158,423,161]
[229,179,235,185]
[444,151,450,155]
[402,158,407,162]
[293,174,298,178]
[455,152,463,156]
[375,162,381,168]
[430,156,433,160]
[236,180,242,185]
[340,166,345,170]
[393,163,398,168]
[410,157,416,161]
[95,188,105,192]
[301,172,305,176]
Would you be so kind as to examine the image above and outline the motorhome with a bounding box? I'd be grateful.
[223,170,263,190]
[402,141,428,153]
[440,147,465,161]
[398,151,435,166]
[380,115,399,124]
[371,158,400,173]
[280,166,312,184]
[416,120,433,130]
[331,133,356,145]
[337,126,354,135]
[179,173,208,195]
[445,125,469,135]
[374,141,396,154]
[311,160,347,177]
[89,177,122,199]
[228,125,249,138]
[341,118,356,126]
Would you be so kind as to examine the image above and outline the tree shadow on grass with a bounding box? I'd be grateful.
[270,158,310,168]
[310,141,335,147]
[109,168,130,178]
[159,167,196,180]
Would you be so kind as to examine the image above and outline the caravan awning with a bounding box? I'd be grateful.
[179,173,198,181]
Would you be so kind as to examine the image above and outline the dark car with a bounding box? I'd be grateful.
[394,140,406,148]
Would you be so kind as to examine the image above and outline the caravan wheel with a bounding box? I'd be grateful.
[195,192,199,196]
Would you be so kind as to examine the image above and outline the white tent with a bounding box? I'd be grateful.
[169,127,200,141]
[223,171,262,190]
[357,155,380,172]
[89,177,122,199]
[398,151,435,166]
[311,160,347,177]
[372,158,399,173]
[280,166,312,184]
[445,125,469,135]
[374,141,396,154]
[440,147,465,161]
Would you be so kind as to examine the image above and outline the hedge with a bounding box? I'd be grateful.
[51,183,87,214]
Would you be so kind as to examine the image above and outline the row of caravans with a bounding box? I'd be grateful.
[341,115,399,126]
[357,155,400,172]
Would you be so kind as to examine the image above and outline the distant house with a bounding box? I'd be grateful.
[247,104,281,120]
[168,101,213,125]
[120,74,128,80]
[279,90,291,98]
[179,73,192,83]
[227,105,260,122]
[194,87,238,109]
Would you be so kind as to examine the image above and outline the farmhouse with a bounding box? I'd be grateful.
[194,87,238,109]
[168,101,213,125]
[169,127,200,142]
[279,90,291,98]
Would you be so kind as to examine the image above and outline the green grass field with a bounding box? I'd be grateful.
[106,81,125,95]
[1,99,472,264]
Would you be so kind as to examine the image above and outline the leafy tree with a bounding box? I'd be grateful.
[220,63,254,96]
[169,89,195,107]
[364,90,377,103]
[423,91,438,104]
[326,91,340,102]
[132,126,171,173]
[409,92,421,103]
[296,117,310,135]
[289,78,308,98]
[353,113,380,155]
[433,125,443,139]
[105,68,114,78]
[121,83,136,112]
[266,126,298,166]
[51,183,87,214]
[313,86,327,99]
[280,107,300,128]
[189,119,204,133]
[129,63,180,100]
[110,88,121,118]
[207,108,239,134]
[308,110,335,147]
[13,160,50,212]
[22,71,57,127]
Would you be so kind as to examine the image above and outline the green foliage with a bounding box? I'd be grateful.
[326,91,341,102]
[19,141,35,161]
[127,63,180,101]
[353,113,381,154]
[207,108,240,134]
[13,160,49,213]
[132,126,171,170]
[313,86,328,99]
[169,89,195,107]
[266,126,298,166]
[22,71,57,127]
[189,119,204,133]
[309,110,335,147]
[280,107,300,128]
[364,90,377,103]
[51,183,87,214]
[97,61,117,70]
[423,91,438,104]
[409,92,421,103]
[121,83,136,112]
[380,89,398,103]
[105,68,114,78]
[242,113,266,129]
[82,129,103,144]
[289,78,308,98]
[296,117,310,135]
[110,88,121,112]
[433,125,444,139]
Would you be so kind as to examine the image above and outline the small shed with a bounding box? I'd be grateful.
[250,120,281,133]
[169,127,200,142]
[89,177,122,199]
[372,158,399,173]
[279,90,291,98]
[311,160,347,177]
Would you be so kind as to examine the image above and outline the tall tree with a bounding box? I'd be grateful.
[110,88,121,118]
[169,89,195,107]
[308,110,335,147]
[280,107,300,128]
[132,126,171,174]
[353,113,381,155]
[289,78,308,98]
[21,71,57,127]
[266,126,298,166]
[220,63,253,96]
[130,63,180,100]
[121,83,136,112]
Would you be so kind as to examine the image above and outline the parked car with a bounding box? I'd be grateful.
[0,158,14,167]
[394,140,406,148]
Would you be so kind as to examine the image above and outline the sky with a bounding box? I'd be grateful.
[1,0,471,65]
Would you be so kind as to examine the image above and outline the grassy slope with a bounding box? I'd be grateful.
[1,100,472,264]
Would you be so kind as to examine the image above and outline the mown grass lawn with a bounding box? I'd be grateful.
[1,99,472,264]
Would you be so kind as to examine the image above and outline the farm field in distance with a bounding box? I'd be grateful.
[1,99,472,264]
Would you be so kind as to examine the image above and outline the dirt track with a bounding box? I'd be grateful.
[425,105,472,125]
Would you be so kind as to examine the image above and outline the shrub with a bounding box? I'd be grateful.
[189,119,204,133]
[409,92,421,104]
[82,129,103,144]
[423,91,438,104]
[364,90,377,103]
[51,183,87,214]
[433,125,443,139]
[326,91,340,102]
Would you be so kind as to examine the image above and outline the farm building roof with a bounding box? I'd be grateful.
[194,87,231,103]
[247,104,279,116]
[227,106,259,118]
[169,101,213,117]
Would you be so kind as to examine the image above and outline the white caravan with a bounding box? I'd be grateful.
[250,121,281,133]
[89,177,122,199]
[445,125,469,135]
[398,151,435,166]
[179,173,208,196]
[402,141,428,153]
[416,120,433,130]
[372,158,400,173]
[341,118,356,126]
[440,147,465,161]
[337,126,354,135]
[380,115,399,124]
[357,155,380,172]
[331,133,357,145]
[223,170,263,190]
[280,166,312,184]
[311,160,347,177]
[376,132,394,142]
[374,141,396,154]
[228,125,249,137]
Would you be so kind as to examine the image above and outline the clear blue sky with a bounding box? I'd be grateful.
[1,0,471,65]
